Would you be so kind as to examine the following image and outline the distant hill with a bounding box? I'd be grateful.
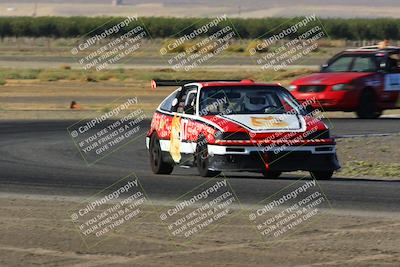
[1,0,400,18]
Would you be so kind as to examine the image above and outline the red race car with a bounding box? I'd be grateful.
[146,80,340,179]
[289,45,400,118]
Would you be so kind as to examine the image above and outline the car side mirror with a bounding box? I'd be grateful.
[171,98,178,107]
[379,62,387,72]
[320,64,328,72]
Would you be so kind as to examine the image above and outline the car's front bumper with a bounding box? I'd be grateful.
[146,136,340,173]
[292,89,357,111]
[207,144,340,172]
[208,152,340,172]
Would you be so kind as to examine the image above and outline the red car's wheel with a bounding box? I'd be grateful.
[356,90,382,119]
[196,139,221,177]
[149,135,174,175]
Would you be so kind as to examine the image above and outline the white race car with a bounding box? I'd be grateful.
[146,79,340,179]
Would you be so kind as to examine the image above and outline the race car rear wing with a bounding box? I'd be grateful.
[151,79,243,89]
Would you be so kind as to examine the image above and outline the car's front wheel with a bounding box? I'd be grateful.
[310,170,333,180]
[356,90,381,119]
[149,134,174,174]
[196,139,221,177]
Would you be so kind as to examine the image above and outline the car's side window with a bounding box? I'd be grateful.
[385,53,400,73]
[176,85,197,114]
[326,56,353,72]
[159,89,179,112]
[184,90,197,115]
[351,56,376,72]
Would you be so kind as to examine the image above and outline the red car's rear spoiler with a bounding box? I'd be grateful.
[151,79,243,89]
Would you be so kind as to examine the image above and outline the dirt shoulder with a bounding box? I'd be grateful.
[0,196,398,267]
[336,135,400,179]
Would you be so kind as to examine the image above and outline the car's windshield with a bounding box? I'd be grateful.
[199,86,305,115]
[323,54,377,73]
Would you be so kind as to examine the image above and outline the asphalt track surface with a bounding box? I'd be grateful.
[0,119,399,212]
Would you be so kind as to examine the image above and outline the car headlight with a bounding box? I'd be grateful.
[288,85,297,91]
[332,83,354,91]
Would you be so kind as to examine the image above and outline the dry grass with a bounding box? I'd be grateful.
[0,197,399,267]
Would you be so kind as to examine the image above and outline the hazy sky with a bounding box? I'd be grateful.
[1,0,400,6]
[1,0,400,18]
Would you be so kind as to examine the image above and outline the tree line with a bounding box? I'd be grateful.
[0,16,398,40]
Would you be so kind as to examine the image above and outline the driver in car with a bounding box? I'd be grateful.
[243,94,268,112]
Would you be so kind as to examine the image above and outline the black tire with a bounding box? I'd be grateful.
[196,138,221,177]
[149,134,174,175]
[261,171,282,179]
[310,170,333,180]
[356,90,381,119]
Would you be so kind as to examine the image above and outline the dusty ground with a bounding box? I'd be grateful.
[336,135,400,179]
[0,80,168,116]
[0,196,398,267]
[0,79,399,121]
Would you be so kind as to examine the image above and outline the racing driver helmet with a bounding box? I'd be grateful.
[243,93,267,112]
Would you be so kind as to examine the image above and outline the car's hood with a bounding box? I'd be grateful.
[292,72,373,85]
[209,114,306,132]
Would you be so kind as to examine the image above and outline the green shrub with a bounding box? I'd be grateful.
[2,69,41,79]
[246,40,269,54]
[161,38,185,53]
[226,44,245,53]
[84,74,98,82]
[0,16,399,41]
[38,70,68,81]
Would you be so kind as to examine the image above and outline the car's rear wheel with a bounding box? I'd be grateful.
[149,134,174,174]
[356,90,381,119]
[310,170,333,180]
[261,170,282,179]
[196,139,221,177]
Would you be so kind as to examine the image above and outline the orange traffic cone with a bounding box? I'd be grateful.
[70,101,81,109]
